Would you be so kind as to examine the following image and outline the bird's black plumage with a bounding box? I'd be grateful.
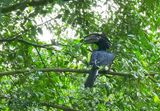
[84,33,110,50]
[84,64,98,88]
[84,33,114,88]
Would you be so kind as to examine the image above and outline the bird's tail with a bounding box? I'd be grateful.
[85,66,99,88]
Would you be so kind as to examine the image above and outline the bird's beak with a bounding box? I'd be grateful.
[84,35,100,44]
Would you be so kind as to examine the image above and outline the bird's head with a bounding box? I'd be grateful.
[84,34,101,43]
[84,32,111,50]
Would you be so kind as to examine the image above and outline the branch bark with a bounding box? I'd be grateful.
[40,102,78,111]
[0,67,136,77]
[0,37,54,50]
[0,94,78,111]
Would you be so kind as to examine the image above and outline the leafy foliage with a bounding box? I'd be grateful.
[0,0,160,110]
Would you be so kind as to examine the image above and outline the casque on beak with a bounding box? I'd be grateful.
[84,34,101,43]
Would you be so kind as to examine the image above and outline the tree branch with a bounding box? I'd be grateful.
[0,94,78,111]
[0,37,54,50]
[1,0,53,13]
[0,67,155,77]
[18,38,54,49]
[40,102,78,111]
[0,15,62,49]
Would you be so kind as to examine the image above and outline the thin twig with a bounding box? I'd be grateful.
[0,38,54,50]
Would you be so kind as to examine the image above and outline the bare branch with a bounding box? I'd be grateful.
[0,94,78,111]
[18,38,54,49]
[0,36,18,42]
[40,102,78,111]
[0,67,138,77]
[0,37,54,50]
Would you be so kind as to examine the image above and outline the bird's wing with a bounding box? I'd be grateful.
[90,51,115,66]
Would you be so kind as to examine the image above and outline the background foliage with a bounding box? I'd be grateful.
[0,0,160,110]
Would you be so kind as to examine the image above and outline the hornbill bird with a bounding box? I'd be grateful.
[84,33,115,88]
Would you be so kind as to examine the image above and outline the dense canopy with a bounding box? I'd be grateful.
[0,0,160,110]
